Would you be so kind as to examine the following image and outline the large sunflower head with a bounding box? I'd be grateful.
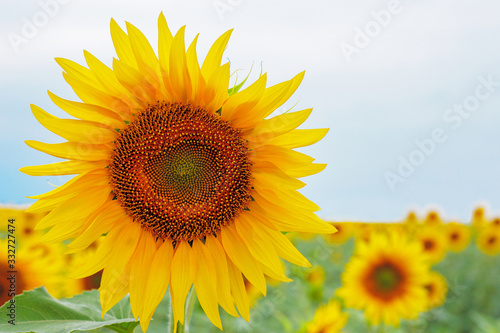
[336,231,430,326]
[21,13,335,332]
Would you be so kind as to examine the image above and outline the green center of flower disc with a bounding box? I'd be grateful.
[373,265,401,291]
[365,261,405,301]
[109,102,252,241]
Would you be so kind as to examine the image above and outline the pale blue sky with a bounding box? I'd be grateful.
[1,0,499,222]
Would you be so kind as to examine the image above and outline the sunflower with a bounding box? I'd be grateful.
[305,300,348,333]
[444,222,471,253]
[21,14,334,331]
[0,207,47,239]
[336,231,430,326]
[423,210,442,227]
[471,206,488,230]
[490,217,500,228]
[324,222,354,244]
[0,238,75,305]
[423,271,448,309]
[415,226,447,264]
[476,225,500,256]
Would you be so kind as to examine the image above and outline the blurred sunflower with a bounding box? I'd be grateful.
[491,217,500,228]
[21,13,334,331]
[305,300,348,333]
[324,222,354,244]
[423,210,442,227]
[336,232,430,326]
[404,211,419,229]
[444,222,471,253]
[0,238,76,305]
[476,225,500,256]
[415,226,447,264]
[472,206,488,230]
[423,271,448,309]
[0,207,47,239]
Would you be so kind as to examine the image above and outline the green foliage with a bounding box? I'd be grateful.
[0,287,139,333]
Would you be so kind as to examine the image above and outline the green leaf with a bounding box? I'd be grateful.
[0,287,139,333]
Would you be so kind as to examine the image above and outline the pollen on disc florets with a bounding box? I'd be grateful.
[109,102,252,241]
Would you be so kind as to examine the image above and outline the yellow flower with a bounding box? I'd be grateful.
[423,210,442,227]
[472,206,488,230]
[0,207,47,239]
[423,271,448,309]
[306,300,348,333]
[0,238,76,305]
[476,225,500,256]
[415,226,447,264]
[337,231,430,326]
[324,222,354,244]
[306,265,326,287]
[444,222,471,253]
[490,217,500,228]
[21,14,335,332]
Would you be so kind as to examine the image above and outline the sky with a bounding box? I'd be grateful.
[1,0,499,222]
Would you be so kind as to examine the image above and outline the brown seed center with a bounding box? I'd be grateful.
[109,102,252,241]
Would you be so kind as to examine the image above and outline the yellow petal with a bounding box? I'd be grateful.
[168,26,191,102]
[55,57,101,88]
[203,62,230,114]
[31,105,117,144]
[226,259,250,321]
[140,239,173,332]
[220,225,266,296]
[230,71,304,130]
[204,236,238,317]
[255,221,311,267]
[192,239,222,329]
[126,21,159,72]
[201,29,232,79]
[186,34,206,104]
[27,192,77,214]
[100,264,131,314]
[112,58,155,106]
[248,193,335,234]
[63,72,134,119]
[19,160,108,176]
[263,128,329,149]
[100,222,142,289]
[66,200,125,253]
[158,12,174,73]
[221,73,267,123]
[25,140,111,161]
[27,170,109,200]
[70,223,128,278]
[48,91,126,127]
[252,71,305,119]
[110,18,137,69]
[235,215,289,281]
[252,162,306,190]
[35,185,111,230]
[245,108,313,143]
[170,241,193,326]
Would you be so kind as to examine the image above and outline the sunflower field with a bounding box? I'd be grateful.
[1,11,500,333]
[2,206,500,333]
